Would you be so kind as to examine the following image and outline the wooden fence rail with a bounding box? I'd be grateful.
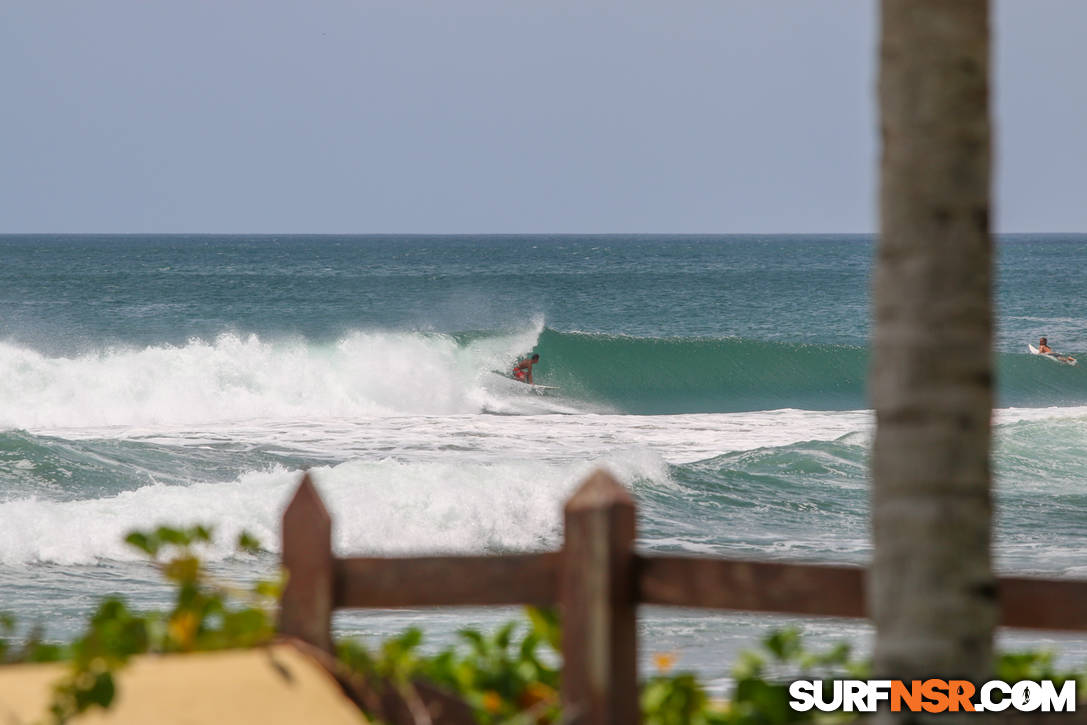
[278,469,1087,725]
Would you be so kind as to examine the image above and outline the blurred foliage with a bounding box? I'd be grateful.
[334,616,872,724]
[995,649,1086,708]
[707,627,866,725]
[337,607,561,724]
[2,529,1085,724]
[333,619,1087,725]
[1,525,279,724]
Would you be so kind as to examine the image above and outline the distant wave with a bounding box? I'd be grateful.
[532,329,1087,413]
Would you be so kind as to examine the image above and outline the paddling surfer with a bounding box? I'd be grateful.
[1038,337,1075,364]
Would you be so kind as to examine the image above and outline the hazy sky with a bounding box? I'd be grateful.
[1,1,1083,234]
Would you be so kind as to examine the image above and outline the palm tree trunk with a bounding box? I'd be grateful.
[871,0,996,700]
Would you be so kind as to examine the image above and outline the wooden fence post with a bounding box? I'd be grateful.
[561,469,639,725]
[279,472,334,653]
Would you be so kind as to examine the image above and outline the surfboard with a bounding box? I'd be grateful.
[488,370,560,391]
[1028,344,1078,366]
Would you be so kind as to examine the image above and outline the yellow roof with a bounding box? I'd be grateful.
[0,642,367,724]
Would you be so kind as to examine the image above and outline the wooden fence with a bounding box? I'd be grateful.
[278,469,1087,724]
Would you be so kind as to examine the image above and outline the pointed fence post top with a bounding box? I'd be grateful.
[564,468,634,513]
[283,471,331,531]
[560,468,638,725]
[279,471,334,653]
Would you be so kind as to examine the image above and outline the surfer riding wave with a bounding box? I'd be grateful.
[512,353,540,384]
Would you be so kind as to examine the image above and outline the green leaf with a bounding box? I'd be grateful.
[458,628,487,655]
[155,526,190,547]
[525,606,561,651]
[163,555,201,583]
[25,641,67,663]
[397,627,423,651]
[123,531,158,556]
[253,579,282,599]
[495,621,516,651]
[763,627,802,661]
[237,531,263,554]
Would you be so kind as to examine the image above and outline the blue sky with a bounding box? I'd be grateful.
[1,1,1083,233]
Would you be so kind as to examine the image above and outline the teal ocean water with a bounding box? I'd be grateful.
[1,234,1084,685]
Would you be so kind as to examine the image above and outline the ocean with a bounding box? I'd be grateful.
[1,234,1085,688]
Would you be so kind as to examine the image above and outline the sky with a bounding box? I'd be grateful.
[0,1,1084,234]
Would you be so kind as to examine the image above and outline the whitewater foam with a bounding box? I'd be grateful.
[0,453,676,566]
[0,327,567,429]
[3,403,1085,572]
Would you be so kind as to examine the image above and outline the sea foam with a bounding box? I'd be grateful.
[0,453,674,566]
[0,328,559,429]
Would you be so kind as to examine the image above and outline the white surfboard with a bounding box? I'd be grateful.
[1028,344,1077,366]
[488,370,561,391]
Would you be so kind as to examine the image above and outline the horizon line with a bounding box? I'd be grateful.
[0,231,1083,237]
